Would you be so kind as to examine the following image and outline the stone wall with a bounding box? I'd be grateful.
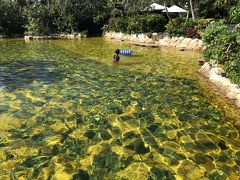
[104,31,206,51]
[24,33,87,40]
[198,63,240,108]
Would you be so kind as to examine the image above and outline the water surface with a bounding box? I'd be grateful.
[0,38,239,179]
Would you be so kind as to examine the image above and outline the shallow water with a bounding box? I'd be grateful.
[0,38,239,179]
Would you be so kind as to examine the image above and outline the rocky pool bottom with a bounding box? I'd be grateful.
[0,38,239,179]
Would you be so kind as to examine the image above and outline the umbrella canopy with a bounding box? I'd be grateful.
[149,3,165,10]
[162,5,188,13]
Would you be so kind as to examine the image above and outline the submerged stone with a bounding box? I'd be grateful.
[100,131,112,140]
[195,141,217,152]
[148,168,176,180]
[147,124,159,133]
[143,137,158,148]
[218,140,228,150]
[126,139,150,154]
[162,141,180,152]
[84,130,96,140]
[72,170,89,180]
[75,114,84,124]
[178,160,205,179]
[107,103,123,114]
[177,112,191,122]
[194,153,214,164]
[207,170,227,180]
[123,131,139,141]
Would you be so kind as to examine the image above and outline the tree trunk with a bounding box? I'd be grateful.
[189,0,195,20]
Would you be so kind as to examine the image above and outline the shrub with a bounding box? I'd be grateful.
[24,3,60,35]
[224,52,240,84]
[165,18,216,38]
[165,18,184,37]
[108,17,128,33]
[142,14,167,33]
[201,20,240,64]
[195,18,215,32]
[0,0,26,35]
[229,4,240,23]
[165,18,196,37]
[201,20,227,44]
[202,22,240,84]
[107,14,167,34]
[186,28,200,39]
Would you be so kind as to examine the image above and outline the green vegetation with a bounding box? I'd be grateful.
[0,0,25,35]
[106,14,167,34]
[0,0,116,36]
[201,21,240,84]
[0,0,239,36]
[165,18,215,38]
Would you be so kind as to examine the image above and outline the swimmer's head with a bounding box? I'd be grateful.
[115,49,120,54]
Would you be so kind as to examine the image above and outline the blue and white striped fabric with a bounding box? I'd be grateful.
[119,50,133,55]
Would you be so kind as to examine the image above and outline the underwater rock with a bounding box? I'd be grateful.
[217,140,228,150]
[178,160,205,180]
[162,141,180,152]
[143,137,158,148]
[166,130,178,140]
[147,124,159,133]
[117,162,150,179]
[177,112,191,122]
[107,103,123,114]
[125,139,150,155]
[162,149,186,161]
[100,131,112,140]
[195,141,217,152]
[84,130,96,140]
[72,170,89,180]
[0,114,21,131]
[123,131,139,141]
[148,168,176,180]
[194,153,214,164]
[50,123,68,133]
[207,170,227,180]
[10,123,29,139]
[91,148,131,176]
[33,101,45,107]
[75,113,84,124]
[216,153,229,163]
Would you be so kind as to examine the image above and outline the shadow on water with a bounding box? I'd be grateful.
[0,60,64,91]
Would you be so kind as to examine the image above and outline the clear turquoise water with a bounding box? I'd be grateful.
[0,38,239,179]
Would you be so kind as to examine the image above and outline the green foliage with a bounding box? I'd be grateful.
[229,5,240,23]
[0,0,117,35]
[108,14,167,34]
[195,18,215,31]
[24,3,56,35]
[165,18,216,38]
[165,18,196,37]
[201,20,226,44]
[0,0,25,35]
[202,21,240,84]
[108,17,128,33]
[224,52,240,84]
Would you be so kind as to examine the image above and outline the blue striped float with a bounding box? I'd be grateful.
[119,49,133,55]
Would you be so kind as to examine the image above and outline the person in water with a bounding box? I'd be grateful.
[113,49,120,62]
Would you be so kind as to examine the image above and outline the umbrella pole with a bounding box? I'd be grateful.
[164,3,171,21]
[186,11,189,21]
[164,2,176,27]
